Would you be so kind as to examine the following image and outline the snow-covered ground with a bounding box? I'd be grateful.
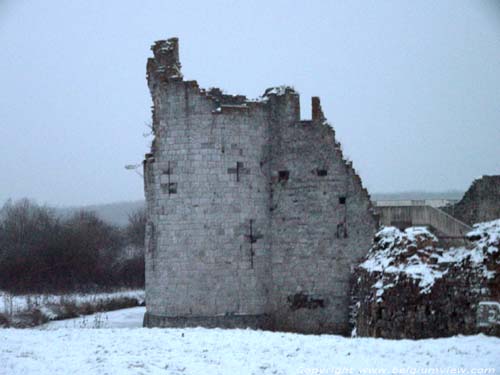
[41,306,146,329]
[1,307,499,375]
[0,289,144,315]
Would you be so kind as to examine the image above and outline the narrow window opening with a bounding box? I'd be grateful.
[168,182,177,194]
[278,170,290,182]
[317,169,328,176]
[287,292,325,311]
[336,222,348,238]
[339,196,346,204]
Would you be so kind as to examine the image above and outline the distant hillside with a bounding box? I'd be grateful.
[58,200,145,227]
[54,190,465,227]
[371,190,464,201]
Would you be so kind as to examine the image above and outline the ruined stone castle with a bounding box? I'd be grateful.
[143,38,377,334]
[443,175,500,226]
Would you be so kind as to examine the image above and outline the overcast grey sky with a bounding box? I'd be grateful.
[1,0,499,206]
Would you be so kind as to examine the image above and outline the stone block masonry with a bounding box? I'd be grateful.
[143,37,377,334]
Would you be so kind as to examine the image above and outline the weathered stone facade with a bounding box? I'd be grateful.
[143,38,377,334]
[443,175,500,225]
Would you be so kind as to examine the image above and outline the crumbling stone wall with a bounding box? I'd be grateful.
[143,38,377,334]
[443,175,500,225]
[267,92,376,334]
[352,223,500,339]
[144,39,272,328]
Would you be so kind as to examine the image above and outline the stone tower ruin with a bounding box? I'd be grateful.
[143,37,377,334]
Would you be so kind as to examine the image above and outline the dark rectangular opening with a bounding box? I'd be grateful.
[278,170,290,182]
[287,292,325,311]
[339,196,346,204]
[336,222,348,238]
[168,182,177,194]
[317,169,328,176]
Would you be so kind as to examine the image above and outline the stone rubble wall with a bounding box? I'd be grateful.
[443,175,500,225]
[352,223,500,339]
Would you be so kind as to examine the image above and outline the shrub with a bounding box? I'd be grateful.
[0,199,144,293]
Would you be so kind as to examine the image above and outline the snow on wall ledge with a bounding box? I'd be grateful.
[352,219,500,339]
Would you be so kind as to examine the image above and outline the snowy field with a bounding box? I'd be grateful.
[0,289,144,315]
[1,307,499,375]
[41,306,146,329]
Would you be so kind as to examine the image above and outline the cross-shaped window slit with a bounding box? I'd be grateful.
[227,161,249,182]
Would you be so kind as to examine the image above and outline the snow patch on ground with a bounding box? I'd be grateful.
[0,289,144,315]
[1,323,498,375]
[2,294,499,374]
[41,306,146,329]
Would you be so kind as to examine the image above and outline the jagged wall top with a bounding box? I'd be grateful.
[148,38,183,82]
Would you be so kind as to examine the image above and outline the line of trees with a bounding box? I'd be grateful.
[0,199,146,293]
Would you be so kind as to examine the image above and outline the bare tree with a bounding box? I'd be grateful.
[125,208,147,249]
